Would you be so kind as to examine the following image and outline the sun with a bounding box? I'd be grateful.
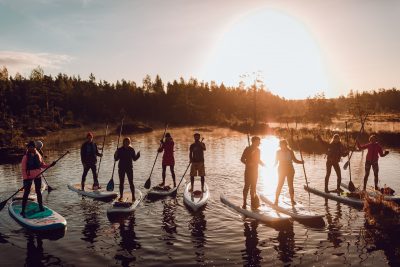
[201,8,331,99]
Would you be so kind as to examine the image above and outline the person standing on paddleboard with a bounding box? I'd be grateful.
[20,141,55,217]
[189,133,206,192]
[317,134,348,193]
[357,134,389,191]
[274,139,304,206]
[80,132,102,190]
[158,133,176,188]
[114,137,140,202]
[241,136,265,210]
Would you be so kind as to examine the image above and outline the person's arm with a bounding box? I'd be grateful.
[378,144,389,157]
[240,148,247,164]
[114,148,120,161]
[21,155,28,179]
[257,150,265,167]
[317,135,328,147]
[356,141,368,151]
[341,144,349,157]
[39,154,50,168]
[201,142,206,151]
[80,143,85,164]
[274,151,279,167]
[189,145,193,162]
[158,143,164,153]
[133,148,140,161]
[291,150,303,164]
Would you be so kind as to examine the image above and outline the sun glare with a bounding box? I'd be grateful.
[260,136,280,197]
[202,9,331,99]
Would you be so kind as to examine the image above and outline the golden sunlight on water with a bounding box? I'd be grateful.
[260,136,280,197]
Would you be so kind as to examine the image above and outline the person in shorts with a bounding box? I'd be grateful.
[189,133,206,192]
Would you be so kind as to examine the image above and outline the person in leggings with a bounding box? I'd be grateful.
[158,133,176,187]
[274,139,303,206]
[114,137,140,202]
[20,141,55,217]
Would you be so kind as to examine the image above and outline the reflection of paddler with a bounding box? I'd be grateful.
[241,136,265,210]
[274,139,304,206]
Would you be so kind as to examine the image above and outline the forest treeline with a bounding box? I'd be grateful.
[0,66,400,139]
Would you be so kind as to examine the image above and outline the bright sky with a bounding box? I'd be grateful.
[0,0,399,99]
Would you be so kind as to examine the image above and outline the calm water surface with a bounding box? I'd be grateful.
[0,127,399,266]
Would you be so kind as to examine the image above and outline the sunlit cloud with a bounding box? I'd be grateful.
[0,50,72,75]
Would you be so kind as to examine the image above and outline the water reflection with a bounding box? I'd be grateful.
[25,232,64,267]
[325,199,343,249]
[81,199,101,245]
[161,198,178,252]
[274,226,296,265]
[242,221,262,267]
[114,215,140,266]
[188,211,207,264]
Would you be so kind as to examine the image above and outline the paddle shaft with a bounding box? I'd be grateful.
[345,114,368,166]
[111,119,124,181]
[175,162,192,189]
[0,151,69,210]
[97,124,109,176]
[146,124,168,182]
[345,121,352,181]
[293,122,311,197]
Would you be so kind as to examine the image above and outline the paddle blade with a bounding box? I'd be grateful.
[144,178,151,189]
[0,200,7,211]
[106,178,114,191]
[343,161,349,170]
[348,181,356,192]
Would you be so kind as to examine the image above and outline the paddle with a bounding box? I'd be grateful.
[97,124,109,177]
[0,151,69,211]
[42,174,54,192]
[345,121,355,192]
[144,123,168,189]
[294,122,311,198]
[174,162,192,192]
[107,118,124,192]
[343,114,368,170]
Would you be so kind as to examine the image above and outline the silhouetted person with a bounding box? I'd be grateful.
[357,134,389,190]
[189,133,206,192]
[158,133,176,187]
[241,136,265,210]
[80,132,102,190]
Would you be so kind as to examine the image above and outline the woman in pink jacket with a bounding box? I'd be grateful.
[357,134,389,191]
[20,141,54,217]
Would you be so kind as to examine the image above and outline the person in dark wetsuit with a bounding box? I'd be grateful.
[357,134,389,190]
[189,133,206,192]
[114,137,140,202]
[241,136,265,210]
[317,134,348,193]
[20,141,55,217]
[80,132,103,190]
[274,139,304,206]
[158,133,176,187]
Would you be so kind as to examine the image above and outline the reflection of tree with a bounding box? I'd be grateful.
[325,200,343,247]
[242,221,262,267]
[81,201,100,244]
[188,211,207,264]
[115,215,140,267]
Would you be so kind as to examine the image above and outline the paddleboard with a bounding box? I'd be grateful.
[13,182,47,201]
[341,183,400,203]
[68,183,118,199]
[220,194,291,224]
[260,194,324,222]
[183,182,209,211]
[107,189,142,214]
[148,184,178,198]
[304,185,364,208]
[8,200,66,231]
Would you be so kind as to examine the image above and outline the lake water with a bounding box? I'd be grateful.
[0,127,399,266]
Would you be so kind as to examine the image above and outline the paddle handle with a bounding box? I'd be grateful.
[97,124,108,176]
[147,124,168,180]
[111,118,124,180]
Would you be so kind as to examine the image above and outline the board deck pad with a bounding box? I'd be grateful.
[107,189,142,214]
[9,200,67,230]
[68,183,118,199]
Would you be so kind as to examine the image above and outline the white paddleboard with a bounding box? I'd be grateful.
[260,194,324,221]
[68,183,118,199]
[13,182,47,201]
[220,194,291,224]
[183,182,209,211]
[107,189,142,214]
[304,185,364,208]
[8,200,66,231]
[341,182,400,203]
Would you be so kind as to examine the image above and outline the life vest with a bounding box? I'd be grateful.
[26,152,41,170]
